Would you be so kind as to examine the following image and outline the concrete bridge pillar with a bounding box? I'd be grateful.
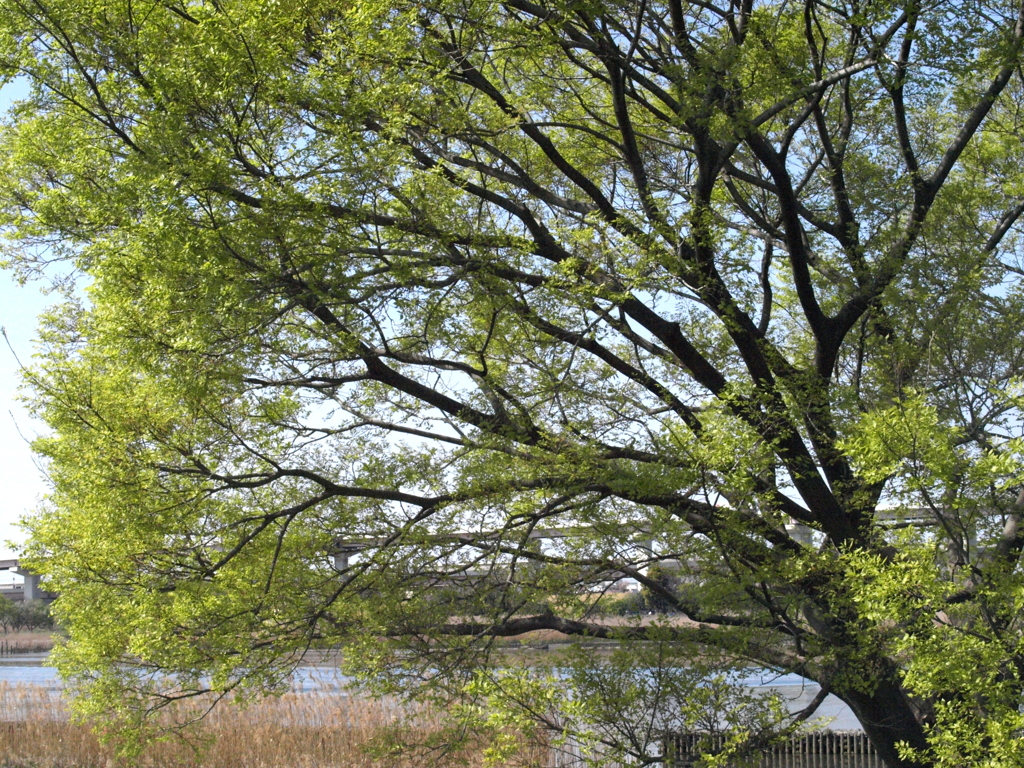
[11,568,40,600]
[331,545,364,572]
[785,520,814,547]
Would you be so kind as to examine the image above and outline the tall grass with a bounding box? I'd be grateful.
[0,630,57,655]
[0,682,548,768]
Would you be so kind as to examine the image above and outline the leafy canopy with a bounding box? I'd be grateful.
[4,0,1024,765]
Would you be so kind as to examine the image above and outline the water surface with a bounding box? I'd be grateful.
[0,653,859,729]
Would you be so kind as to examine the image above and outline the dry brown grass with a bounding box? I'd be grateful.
[0,682,549,768]
[0,630,58,655]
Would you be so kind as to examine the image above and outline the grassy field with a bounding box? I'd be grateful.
[0,682,548,768]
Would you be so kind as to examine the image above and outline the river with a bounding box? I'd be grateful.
[0,653,861,729]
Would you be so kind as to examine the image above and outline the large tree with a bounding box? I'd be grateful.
[5,0,1024,764]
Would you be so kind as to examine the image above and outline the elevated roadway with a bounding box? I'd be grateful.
[0,559,50,602]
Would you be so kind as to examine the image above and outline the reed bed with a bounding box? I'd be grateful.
[0,681,549,768]
[0,631,57,655]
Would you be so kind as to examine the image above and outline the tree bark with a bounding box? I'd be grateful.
[842,678,930,768]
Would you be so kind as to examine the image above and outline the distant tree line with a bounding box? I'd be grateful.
[0,596,55,633]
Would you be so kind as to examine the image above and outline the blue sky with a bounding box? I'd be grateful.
[0,273,52,561]
[0,77,48,562]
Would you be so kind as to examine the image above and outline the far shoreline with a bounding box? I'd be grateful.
[0,629,59,655]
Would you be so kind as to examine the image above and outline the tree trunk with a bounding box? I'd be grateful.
[842,678,930,768]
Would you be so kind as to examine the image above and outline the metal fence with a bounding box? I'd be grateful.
[549,731,881,768]
[666,732,881,768]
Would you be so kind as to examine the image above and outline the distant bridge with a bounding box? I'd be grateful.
[0,559,52,603]
[0,507,993,600]
[329,507,967,568]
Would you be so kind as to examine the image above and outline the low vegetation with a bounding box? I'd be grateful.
[0,682,546,768]
[0,630,56,655]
